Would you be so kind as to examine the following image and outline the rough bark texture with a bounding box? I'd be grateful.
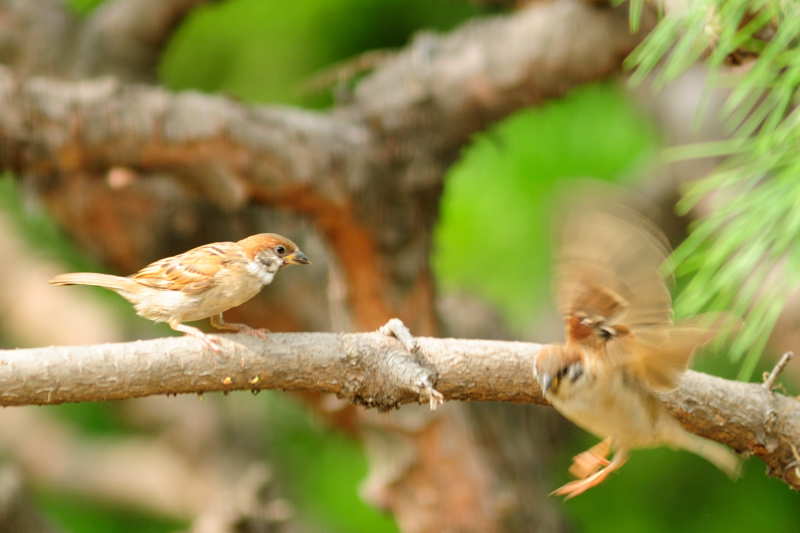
[0,333,543,407]
[1,333,798,492]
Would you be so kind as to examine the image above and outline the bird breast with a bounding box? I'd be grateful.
[131,258,274,324]
[549,368,669,448]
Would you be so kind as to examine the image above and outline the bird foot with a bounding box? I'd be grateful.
[551,446,628,499]
[551,475,606,500]
[186,329,224,353]
[234,324,270,340]
[210,314,269,340]
[171,322,223,353]
[568,437,612,479]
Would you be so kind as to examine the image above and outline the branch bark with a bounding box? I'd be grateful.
[3,332,799,490]
[0,0,219,81]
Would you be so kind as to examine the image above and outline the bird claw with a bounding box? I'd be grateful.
[172,323,224,353]
[210,314,269,340]
[191,331,224,354]
[235,325,270,340]
[568,437,612,479]
[550,476,604,500]
[552,445,628,499]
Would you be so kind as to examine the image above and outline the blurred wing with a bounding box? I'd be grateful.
[613,314,740,391]
[555,200,674,345]
[131,242,238,294]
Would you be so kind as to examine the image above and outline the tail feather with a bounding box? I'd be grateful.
[676,430,741,479]
[48,273,135,293]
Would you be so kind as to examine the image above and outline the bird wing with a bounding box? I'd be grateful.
[131,242,239,294]
[617,315,737,391]
[555,201,674,347]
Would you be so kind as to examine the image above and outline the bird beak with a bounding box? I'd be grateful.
[285,251,311,265]
[539,373,554,393]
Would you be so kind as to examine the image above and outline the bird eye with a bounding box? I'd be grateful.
[275,245,286,255]
[568,365,584,382]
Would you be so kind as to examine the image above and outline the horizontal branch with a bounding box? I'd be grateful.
[0,332,541,408]
[2,330,799,489]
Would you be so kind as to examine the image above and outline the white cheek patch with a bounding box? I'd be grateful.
[246,260,276,286]
[246,260,261,277]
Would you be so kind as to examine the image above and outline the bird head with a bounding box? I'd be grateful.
[534,344,586,398]
[239,233,311,276]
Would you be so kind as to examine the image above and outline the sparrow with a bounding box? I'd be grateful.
[533,199,741,499]
[49,233,310,351]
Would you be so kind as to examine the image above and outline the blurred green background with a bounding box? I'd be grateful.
[1,0,794,531]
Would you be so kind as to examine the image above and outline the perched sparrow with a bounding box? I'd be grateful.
[533,200,740,499]
[49,233,310,351]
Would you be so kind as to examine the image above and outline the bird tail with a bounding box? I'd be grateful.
[674,430,742,480]
[48,273,136,293]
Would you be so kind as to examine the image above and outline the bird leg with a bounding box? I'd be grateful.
[551,447,628,499]
[210,313,269,340]
[170,321,222,353]
[568,437,612,480]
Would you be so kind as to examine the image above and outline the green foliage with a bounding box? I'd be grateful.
[261,393,399,533]
[561,432,800,533]
[47,402,136,437]
[0,175,98,273]
[35,490,186,533]
[67,0,107,15]
[433,83,660,328]
[627,0,800,379]
[159,0,480,107]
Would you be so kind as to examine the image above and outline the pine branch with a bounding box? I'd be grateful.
[625,0,800,379]
[3,329,799,490]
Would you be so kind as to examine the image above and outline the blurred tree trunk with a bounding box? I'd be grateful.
[0,0,657,531]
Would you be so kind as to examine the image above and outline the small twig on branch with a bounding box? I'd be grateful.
[380,318,443,410]
[763,351,794,391]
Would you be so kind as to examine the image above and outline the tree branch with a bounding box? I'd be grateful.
[344,0,654,159]
[75,0,222,82]
[3,332,799,490]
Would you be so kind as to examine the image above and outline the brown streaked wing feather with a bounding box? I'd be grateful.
[624,314,738,391]
[555,202,673,345]
[633,327,716,391]
[598,328,639,368]
[559,266,630,324]
[131,242,240,293]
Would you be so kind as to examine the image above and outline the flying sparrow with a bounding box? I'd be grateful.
[49,233,310,351]
[533,199,741,499]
